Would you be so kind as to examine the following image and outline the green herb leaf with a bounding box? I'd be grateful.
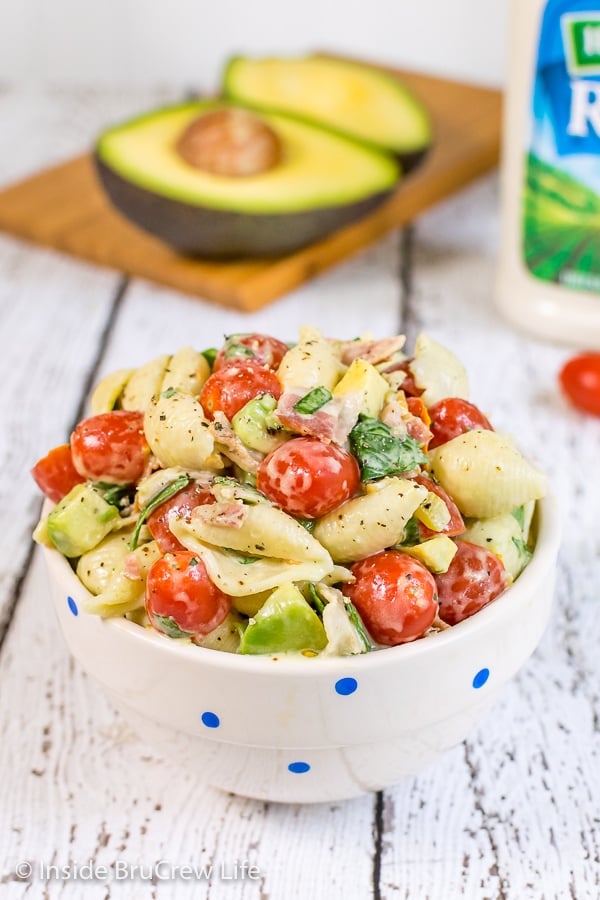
[93,482,133,508]
[400,515,421,546]
[161,386,177,399]
[153,614,193,640]
[212,476,268,505]
[306,583,324,615]
[129,473,191,550]
[511,505,526,530]
[293,386,333,415]
[349,415,427,482]
[512,535,533,563]
[222,549,260,565]
[225,343,255,360]
[344,599,372,652]
[297,517,316,533]
[201,348,218,368]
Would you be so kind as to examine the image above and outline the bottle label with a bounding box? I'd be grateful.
[524,0,600,294]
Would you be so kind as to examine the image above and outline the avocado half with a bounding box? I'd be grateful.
[223,56,433,173]
[94,100,400,259]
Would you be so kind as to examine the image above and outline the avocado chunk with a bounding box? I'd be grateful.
[94,100,400,259]
[239,583,327,655]
[46,483,120,558]
[223,56,432,170]
[402,534,458,574]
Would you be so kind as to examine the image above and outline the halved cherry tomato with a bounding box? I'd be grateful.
[428,398,493,449]
[199,359,282,421]
[213,333,290,372]
[435,540,507,625]
[343,551,438,645]
[31,444,85,503]
[146,551,231,639]
[412,474,465,538]
[70,411,149,484]
[257,436,360,519]
[147,483,214,553]
[559,352,600,417]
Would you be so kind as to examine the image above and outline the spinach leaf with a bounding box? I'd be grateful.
[306,583,324,615]
[343,599,372,652]
[511,505,526,530]
[400,515,421,547]
[293,386,333,415]
[153,614,193,640]
[93,482,133,509]
[130,473,191,550]
[512,535,533,564]
[349,415,427,481]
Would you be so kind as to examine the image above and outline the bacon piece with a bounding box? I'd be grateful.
[191,501,247,529]
[380,392,432,446]
[341,335,406,367]
[123,552,142,581]
[275,388,361,445]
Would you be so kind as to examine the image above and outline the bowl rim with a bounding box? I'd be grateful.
[42,493,561,676]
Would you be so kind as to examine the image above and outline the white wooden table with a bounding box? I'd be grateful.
[1,88,599,900]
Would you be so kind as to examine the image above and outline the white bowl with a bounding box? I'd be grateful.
[42,496,560,803]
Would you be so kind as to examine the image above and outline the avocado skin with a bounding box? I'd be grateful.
[95,156,395,259]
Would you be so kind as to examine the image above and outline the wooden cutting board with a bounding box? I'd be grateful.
[0,68,501,311]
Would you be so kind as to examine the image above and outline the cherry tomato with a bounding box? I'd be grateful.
[70,411,149,484]
[31,444,86,503]
[147,483,215,553]
[257,436,360,519]
[199,359,282,421]
[559,352,600,416]
[428,398,493,449]
[343,551,438,645]
[435,541,507,625]
[213,333,290,372]
[412,474,465,538]
[146,551,231,639]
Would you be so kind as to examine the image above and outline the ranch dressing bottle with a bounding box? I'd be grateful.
[498,0,600,346]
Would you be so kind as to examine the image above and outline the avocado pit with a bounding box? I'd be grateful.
[175,108,283,177]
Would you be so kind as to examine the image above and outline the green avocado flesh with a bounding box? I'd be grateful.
[95,100,400,258]
[239,584,327,655]
[223,56,432,159]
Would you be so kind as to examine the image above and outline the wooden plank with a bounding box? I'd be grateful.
[0,98,401,891]
[0,88,180,640]
[0,68,501,311]
[379,176,600,899]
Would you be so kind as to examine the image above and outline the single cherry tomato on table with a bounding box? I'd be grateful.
[559,352,600,416]
[427,397,493,449]
[213,333,290,372]
[146,551,231,640]
[31,443,85,503]
[412,474,465,539]
[147,483,215,553]
[199,359,282,421]
[257,436,360,519]
[434,540,507,625]
[342,551,439,645]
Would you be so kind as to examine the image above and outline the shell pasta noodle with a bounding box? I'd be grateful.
[32,326,547,657]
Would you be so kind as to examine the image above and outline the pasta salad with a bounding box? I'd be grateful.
[32,328,546,657]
